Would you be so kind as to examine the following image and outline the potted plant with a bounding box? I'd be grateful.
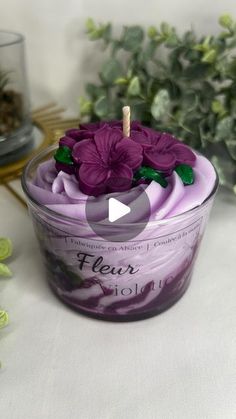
[0,31,32,166]
[0,69,23,137]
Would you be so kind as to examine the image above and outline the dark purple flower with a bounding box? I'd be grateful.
[66,122,109,142]
[129,123,158,146]
[55,121,196,195]
[65,121,153,144]
[141,132,196,171]
[59,136,77,149]
[120,124,196,171]
[110,122,196,171]
[65,128,96,141]
[72,126,143,196]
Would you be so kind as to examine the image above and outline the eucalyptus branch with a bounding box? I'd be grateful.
[80,14,236,191]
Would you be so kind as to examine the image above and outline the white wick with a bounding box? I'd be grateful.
[122,106,130,137]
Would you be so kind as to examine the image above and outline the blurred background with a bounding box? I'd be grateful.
[1,0,236,114]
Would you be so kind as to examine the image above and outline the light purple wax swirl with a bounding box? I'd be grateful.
[29,153,216,221]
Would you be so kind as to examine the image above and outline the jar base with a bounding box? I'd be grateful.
[48,274,192,322]
[0,122,34,165]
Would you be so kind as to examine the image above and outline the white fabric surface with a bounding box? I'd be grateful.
[0,183,236,418]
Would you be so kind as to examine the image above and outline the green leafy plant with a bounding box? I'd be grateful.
[79,14,236,192]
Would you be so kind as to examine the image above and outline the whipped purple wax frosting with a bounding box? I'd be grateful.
[27,121,216,222]
[29,152,216,222]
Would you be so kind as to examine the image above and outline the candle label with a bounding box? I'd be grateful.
[32,211,208,306]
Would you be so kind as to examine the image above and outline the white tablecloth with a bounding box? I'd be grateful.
[0,182,236,419]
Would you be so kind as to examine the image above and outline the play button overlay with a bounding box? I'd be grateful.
[108,198,131,222]
[85,178,151,242]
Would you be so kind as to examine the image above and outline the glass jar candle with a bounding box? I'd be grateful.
[22,146,218,321]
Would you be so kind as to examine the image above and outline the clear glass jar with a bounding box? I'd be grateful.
[22,146,218,321]
[0,31,33,165]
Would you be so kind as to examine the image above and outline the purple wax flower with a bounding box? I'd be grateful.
[59,136,77,149]
[142,132,196,171]
[72,126,143,196]
[66,122,110,141]
[65,129,96,141]
[66,121,155,145]
[126,125,196,171]
[55,121,196,195]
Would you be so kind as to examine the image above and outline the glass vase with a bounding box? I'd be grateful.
[0,30,33,166]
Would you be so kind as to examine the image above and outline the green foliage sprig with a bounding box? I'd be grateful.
[80,14,236,192]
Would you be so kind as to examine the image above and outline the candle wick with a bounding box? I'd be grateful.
[122,106,130,137]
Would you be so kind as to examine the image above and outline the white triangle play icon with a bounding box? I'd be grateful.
[108,198,131,223]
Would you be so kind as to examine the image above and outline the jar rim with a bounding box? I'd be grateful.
[21,144,219,228]
[0,30,24,47]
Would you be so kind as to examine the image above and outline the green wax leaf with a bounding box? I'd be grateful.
[134,166,168,188]
[0,310,9,329]
[0,263,12,277]
[54,146,74,165]
[175,164,194,185]
[0,238,12,261]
